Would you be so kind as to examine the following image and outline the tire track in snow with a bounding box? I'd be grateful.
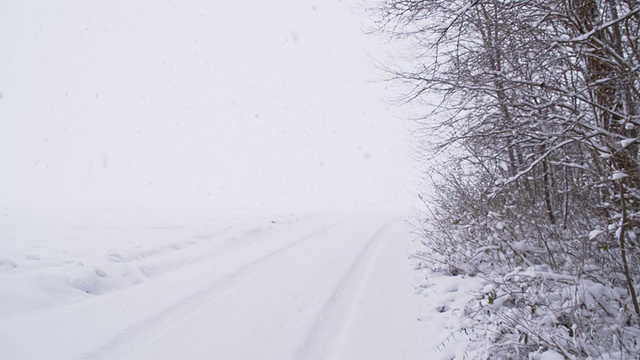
[295,219,397,360]
[76,219,350,360]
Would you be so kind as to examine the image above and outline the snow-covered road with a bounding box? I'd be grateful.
[0,211,435,359]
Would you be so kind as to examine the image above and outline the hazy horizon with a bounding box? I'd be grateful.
[0,0,414,212]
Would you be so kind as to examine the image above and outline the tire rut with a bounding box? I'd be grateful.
[76,219,348,360]
[295,220,397,360]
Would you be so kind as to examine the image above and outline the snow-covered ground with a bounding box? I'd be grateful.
[0,0,485,357]
[0,209,483,359]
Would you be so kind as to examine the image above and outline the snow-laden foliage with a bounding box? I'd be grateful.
[417,161,640,358]
[373,0,640,358]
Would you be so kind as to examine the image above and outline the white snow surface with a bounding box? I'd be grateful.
[0,209,474,360]
[611,171,628,180]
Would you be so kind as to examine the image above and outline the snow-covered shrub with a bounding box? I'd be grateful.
[374,0,640,357]
[415,160,640,358]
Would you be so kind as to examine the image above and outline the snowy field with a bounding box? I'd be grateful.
[0,209,484,359]
[0,2,486,356]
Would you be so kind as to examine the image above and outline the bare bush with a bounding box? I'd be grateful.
[373,0,640,357]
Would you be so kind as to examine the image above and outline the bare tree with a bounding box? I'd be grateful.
[373,0,640,357]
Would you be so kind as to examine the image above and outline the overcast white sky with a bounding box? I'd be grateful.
[0,0,413,212]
